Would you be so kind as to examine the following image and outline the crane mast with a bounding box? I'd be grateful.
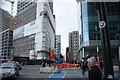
[10,1,14,30]
[5,0,14,59]
[5,0,14,30]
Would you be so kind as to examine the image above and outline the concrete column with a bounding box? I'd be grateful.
[119,46,120,61]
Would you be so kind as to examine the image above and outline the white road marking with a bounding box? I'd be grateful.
[62,71,66,78]
[49,73,53,78]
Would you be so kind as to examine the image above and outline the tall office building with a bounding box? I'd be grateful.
[79,2,120,63]
[13,0,55,61]
[55,35,61,59]
[0,8,13,59]
[17,1,53,14]
[69,31,79,62]
[0,8,10,32]
[17,2,34,13]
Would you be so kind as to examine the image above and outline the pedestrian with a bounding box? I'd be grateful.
[87,57,102,80]
[42,58,46,67]
[81,61,88,75]
[99,61,103,71]
[47,60,51,67]
[40,58,46,73]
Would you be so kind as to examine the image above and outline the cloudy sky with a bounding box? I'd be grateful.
[53,0,79,56]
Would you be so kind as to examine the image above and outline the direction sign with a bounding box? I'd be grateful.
[99,21,106,28]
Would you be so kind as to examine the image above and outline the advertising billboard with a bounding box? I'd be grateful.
[24,19,42,36]
[13,26,24,40]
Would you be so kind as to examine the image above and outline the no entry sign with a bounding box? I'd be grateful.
[99,21,106,28]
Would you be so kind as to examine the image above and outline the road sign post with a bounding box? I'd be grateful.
[99,21,106,28]
[96,2,114,80]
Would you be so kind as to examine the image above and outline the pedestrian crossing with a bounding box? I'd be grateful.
[49,72,65,78]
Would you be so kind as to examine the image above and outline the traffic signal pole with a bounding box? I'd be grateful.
[96,2,114,80]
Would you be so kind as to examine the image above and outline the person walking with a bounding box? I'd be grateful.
[42,58,46,67]
[81,61,88,75]
[87,57,102,80]
[40,58,46,73]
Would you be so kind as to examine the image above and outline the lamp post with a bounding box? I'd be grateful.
[96,2,114,80]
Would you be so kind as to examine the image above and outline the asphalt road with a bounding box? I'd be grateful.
[16,65,120,80]
[17,65,50,79]
[16,65,88,80]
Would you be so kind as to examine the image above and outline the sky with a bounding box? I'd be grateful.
[0,0,79,56]
[53,0,79,56]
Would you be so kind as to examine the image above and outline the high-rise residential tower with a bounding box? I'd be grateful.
[69,31,79,62]
[0,8,13,59]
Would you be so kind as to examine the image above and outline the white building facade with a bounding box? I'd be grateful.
[13,1,55,60]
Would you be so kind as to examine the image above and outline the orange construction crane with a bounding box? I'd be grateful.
[5,0,14,30]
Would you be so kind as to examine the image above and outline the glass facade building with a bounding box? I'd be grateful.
[79,2,120,63]
[55,35,61,59]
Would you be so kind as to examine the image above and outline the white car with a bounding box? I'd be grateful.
[1,62,20,80]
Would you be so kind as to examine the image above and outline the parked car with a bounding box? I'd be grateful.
[1,62,20,80]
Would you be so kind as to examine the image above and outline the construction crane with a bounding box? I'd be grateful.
[5,0,14,59]
[5,0,14,30]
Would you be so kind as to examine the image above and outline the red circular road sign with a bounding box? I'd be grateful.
[99,21,106,28]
